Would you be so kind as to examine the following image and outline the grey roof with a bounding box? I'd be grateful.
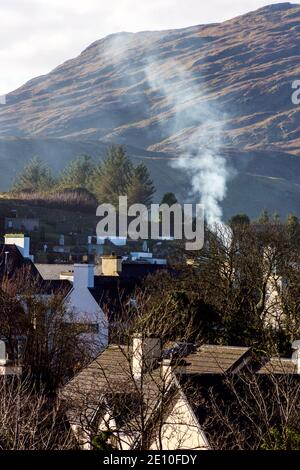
[63,344,252,402]
[35,264,74,280]
[258,358,298,375]
[61,345,168,431]
[61,343,252,429]
[0,246,70,294]
[183,345,251,375]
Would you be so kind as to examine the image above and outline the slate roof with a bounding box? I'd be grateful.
[0,244,71,295]
[121,262,168,279]
[183,345,251,374]
[0,244,40,280]
[61,342,253,433]
[61,345,168,431]
[257,358,298,375]
[35,263,74,280]
[34,261,168,306]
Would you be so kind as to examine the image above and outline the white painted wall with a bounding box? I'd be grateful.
[150,390,210,451]
[65,287,108,351]
[4,234,33,260]
[65,264,108,351]
[73,264,94,289]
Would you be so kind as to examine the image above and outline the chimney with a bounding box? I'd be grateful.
[0,340,22,376]
[0,340,7,366]
[161,358,174,385]
[101,254,122,276]
[292,340,300,373]
[73,264,94,289]
[132,335,161,380]
[4,234,32,260]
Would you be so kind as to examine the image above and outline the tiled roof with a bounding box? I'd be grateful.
[258,358,298,375]
[63,345,131,399]
[63,344,252,404]
[61,342,252,431]
[35,263,74,280]
[183,345,251,375]
[61,345,167,429]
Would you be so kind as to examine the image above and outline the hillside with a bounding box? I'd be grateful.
[1,3,300,218]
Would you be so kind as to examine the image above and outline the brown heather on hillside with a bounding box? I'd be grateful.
[0,3,300,218]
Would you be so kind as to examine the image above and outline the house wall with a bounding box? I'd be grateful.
[265,275,284,328]
[70,424,92,450]
[150,392,210,451]
[66,288,108,351]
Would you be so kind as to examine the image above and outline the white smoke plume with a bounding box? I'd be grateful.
[145,58,233,227]
[99,34,234,231]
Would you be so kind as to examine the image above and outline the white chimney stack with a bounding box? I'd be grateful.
[4,234,32,260]
[101,254,122,276]
[0,340,7,365]
[161,358,174,385]
[292,340,300,374]
[132,335,161,380]
[0,340,22,376]
[73,264,94,289]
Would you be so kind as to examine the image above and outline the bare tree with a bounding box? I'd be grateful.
[62,332,208,451]
[133,221,300,355]
[0,268,96,391]
[200,362,300,450]
[0,376,75,450]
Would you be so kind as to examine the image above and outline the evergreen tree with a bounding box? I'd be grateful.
[229,213,250,227]
[160,192,178,206]
[258,209,270,224]
[127,163,156,207]
[286,213,300,245]
[12,157,55,193]
[58,155,94,190]
[91,145,155,207]
[91,145,133,205]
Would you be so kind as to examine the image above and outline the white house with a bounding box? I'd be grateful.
[61,338,252,450]
[1,235,108,352]
[0,340,22,377]
[64,264,108,351]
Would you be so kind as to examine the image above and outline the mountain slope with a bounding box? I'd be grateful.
[1,3,300,218]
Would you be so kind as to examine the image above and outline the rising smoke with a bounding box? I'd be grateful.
[99,32,234,228]
[145,58,233,227]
